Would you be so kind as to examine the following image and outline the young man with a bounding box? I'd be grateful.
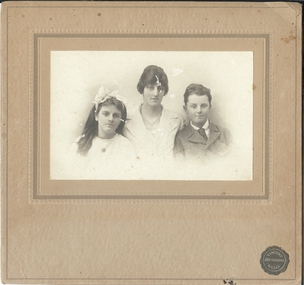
[174,83,231,162]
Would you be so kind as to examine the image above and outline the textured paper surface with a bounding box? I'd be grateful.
[1,1,302,284]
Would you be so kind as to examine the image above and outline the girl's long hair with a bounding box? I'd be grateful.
[77,97,127,155]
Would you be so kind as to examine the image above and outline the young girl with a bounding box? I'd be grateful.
[69,86,137,180]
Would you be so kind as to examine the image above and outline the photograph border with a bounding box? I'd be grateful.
[31,32,269,201]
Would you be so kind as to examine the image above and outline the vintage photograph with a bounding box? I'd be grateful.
[50,51,253,180]
[2,2,301,284]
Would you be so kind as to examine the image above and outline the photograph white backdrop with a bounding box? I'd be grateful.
[50,51,253,180]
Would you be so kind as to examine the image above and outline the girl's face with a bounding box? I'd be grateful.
[184,94,211,128]
[95,105,122,139]
[142,84,165,107]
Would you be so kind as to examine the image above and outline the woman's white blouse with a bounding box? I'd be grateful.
[123,105,184,160]
[122,105,185,179]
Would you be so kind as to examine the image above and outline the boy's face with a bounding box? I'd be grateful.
[184,94,211,128]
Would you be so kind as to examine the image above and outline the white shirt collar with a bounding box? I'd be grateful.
[190,119,209,131]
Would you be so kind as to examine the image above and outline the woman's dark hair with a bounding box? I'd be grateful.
[77,97,127,155]
[137,65,169,95]
[183,83,212,105]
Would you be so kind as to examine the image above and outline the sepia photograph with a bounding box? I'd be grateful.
[2,2,301,285]
[50,51,253,180]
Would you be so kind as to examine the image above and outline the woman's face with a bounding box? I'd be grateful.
[95,104,122,138]
[142,84,165,107]
[184,94,211,128]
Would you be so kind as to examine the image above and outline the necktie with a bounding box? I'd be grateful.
[198,128,208,140]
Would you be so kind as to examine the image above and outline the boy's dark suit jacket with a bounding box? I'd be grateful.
[174,121,231,160]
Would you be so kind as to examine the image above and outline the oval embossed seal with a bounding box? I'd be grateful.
[260,246,290,275]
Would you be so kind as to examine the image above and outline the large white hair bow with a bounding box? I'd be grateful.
[92,86,127,110]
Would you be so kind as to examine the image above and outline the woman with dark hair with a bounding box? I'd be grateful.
[70,86,136,179]
[123,65,184,172]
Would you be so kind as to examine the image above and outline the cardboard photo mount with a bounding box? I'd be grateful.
[1,2,302,284]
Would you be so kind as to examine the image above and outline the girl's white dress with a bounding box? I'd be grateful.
[67,133,137,180]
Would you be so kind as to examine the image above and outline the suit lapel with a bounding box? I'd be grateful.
[206,122,221,149]
[186,124,207,144]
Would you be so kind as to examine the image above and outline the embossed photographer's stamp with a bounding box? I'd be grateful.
[260,246,290,275]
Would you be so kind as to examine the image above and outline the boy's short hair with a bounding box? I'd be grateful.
[183,83,212,105]
[137,65,169,95]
